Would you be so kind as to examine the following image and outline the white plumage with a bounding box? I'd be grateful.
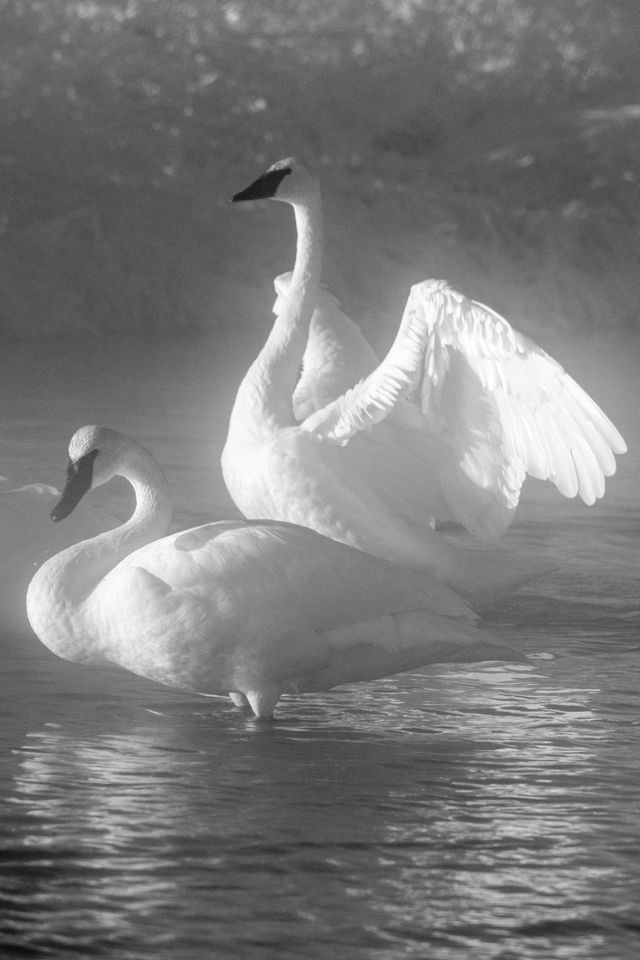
[26,426,517,720]
[222,157,625,603]
[302,277,626,537]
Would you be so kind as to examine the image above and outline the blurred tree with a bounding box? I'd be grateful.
[0,0,636,330]
[0,0,636,197]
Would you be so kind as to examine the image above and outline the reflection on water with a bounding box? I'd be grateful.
[3,653,639,960]
[1,334,638,960]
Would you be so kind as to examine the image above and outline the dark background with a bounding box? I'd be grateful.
[0,0,637,340]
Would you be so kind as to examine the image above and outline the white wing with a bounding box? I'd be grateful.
[106,519,517,701]
[305,279,627,539]
[273,272,380,420]
[117,518,477,626]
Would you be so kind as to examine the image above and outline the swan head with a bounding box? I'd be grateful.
[51,425,128,522]
[232,157,319,206]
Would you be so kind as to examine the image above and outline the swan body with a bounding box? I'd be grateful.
[27,426,517,719]
[222,158,626,603]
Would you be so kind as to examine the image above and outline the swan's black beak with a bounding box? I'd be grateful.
[51,449,98,522]
[231,166,291,202]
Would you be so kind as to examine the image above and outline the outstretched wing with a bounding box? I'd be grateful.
[305,279,626,539]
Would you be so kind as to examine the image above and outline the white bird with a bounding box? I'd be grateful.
[222,157,626,606]
[26,425,519,720]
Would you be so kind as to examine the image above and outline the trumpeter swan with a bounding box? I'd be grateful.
[222,157,626,604]
[26,426,518,719]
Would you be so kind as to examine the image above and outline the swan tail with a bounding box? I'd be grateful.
[289,613,521,694]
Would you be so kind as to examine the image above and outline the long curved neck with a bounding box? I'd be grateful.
[232,192,324,432]
[27,447,172,657]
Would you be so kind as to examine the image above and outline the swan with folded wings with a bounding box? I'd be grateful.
[222,158,626,606]
[26,426,517,719]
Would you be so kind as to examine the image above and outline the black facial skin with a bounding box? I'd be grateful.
[232,166,292,202]
[51,449,99,522]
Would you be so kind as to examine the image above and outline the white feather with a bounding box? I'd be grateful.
[223,158,625,602]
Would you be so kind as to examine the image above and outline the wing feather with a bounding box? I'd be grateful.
[305,279,625,539]
[303,280,442,441]
[273,273,380,421]
[414,283,625,522]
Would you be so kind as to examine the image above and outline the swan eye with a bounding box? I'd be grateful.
[51,448,99,522]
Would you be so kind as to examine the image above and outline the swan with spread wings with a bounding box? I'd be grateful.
[222,158,626,606]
